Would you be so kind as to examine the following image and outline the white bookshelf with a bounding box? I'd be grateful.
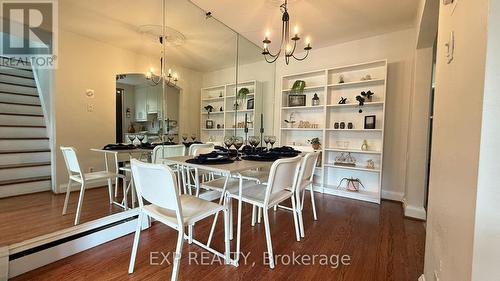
[278,60,388,204]
[200,81,262,142]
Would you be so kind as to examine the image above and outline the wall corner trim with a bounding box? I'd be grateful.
[381,190,404,201]
[404,203,427,220]
[0,246,9,281]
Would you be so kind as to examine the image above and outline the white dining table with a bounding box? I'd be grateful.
[160,155,273,266]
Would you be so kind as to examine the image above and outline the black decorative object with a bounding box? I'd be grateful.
[206,120,214,129]
[340,122,346,129]
[220,106,223,112]
[288,94,306,107]
[247,98,255,110]
[338,97,347,104]
[356,95,365,113]
[364,115,376,129]
[312,93,320,106]
[361,90,374,102]
[348,122,353,129]
[261,0,312,65]
[334,122,339,129]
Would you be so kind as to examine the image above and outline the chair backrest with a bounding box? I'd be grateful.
[264,156,302,205]
[297,152,320,191]
[152,144,186,163]
[60,146,82,175]
[188,143,214,156]
[193,147,214,156]
[130,159,183,222]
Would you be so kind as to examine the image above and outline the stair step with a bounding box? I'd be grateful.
[0,75,36,87]
[0,163,51,181]
[0,138,49,150]
[0,161,51,169]
[0,83,37,96]
[0,126,47,138]
[0,113,45,126]
[0,102,43,115]
[0,68,34,79]
[0,92,40,105]
[0,150,50,165]
[0,177,51,198]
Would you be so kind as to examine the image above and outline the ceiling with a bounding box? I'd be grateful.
[191,0,420,50]
[59,0,261,72]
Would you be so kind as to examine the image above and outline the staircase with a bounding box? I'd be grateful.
[0,59,52,198]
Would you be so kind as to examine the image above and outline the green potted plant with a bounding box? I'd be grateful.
[234,87,249,110]
[291,80,306,94]
[204,105,214,117]
[308,137,321,150]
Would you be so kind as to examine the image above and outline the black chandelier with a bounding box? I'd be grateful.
[146,36,178,87]
[262,0,312,65]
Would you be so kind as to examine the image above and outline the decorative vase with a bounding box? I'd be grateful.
[340,122,346,129]
[361,140,368,151]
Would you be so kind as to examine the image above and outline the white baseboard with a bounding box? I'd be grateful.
[404,203,427,220]
[418,274,426,281]
[0,247,8,281]
[8,217,138,278]
[381,190,404,201]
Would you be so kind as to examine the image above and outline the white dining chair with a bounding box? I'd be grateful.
[128,159,230,281]
[294,152,320,237]
[60,146,125,225]
[228,156,302,269]
[185,143,215,195]
[151,144,186,193]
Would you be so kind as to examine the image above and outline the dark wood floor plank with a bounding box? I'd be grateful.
[10,193,425,281]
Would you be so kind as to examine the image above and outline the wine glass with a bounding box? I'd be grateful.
[233,136,244,160]
[128,134,136,144]
[182,134,188,142]
[269,136,276,149]
[167,133,175,143]
[190,133,196,142]
[264,135,271,149]
[224,136,234,150]
[248,136,259,153]
[137,134,145,144]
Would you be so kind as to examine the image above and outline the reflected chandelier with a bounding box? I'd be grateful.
[262,0,312,65]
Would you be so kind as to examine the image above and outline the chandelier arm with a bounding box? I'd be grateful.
[264,53,280,63]
[291,49,310,61]
[289,38,298,57]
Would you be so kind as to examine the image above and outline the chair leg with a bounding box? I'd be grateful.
[122,177,128,210]
[251,205,256,226]
[296,192,305,238]
[223,208,230,264]
[131,177,136,208]
[172,229,184,281]
[262,208,275,269]
[188,224,193,244]
[128,212,144,274]
[194,168,200,197]
[114,177,119,198]
[310,184,318,220]
[257,207,262,224]
[290,195,301,242]
[181,167,188,195]
[74,182,86,225]
[228,197,233,240]
[273,205,277,212]
[107,179,114,204]
[62,179,72,215]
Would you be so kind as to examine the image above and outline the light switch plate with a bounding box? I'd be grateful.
[86,103,95,112]
[445,31,455,64]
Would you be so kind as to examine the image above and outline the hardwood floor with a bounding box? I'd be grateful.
[0,186,125,246]
[12,194,425,281]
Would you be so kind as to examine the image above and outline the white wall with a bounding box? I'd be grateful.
[424,0,489,280]
[471,0,500,279]
[54,30,201,190]
[274,29,417,199]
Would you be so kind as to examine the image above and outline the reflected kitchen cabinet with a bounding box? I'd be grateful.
[134,86,148,121]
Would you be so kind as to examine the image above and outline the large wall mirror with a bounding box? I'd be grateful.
[0,0,276,250]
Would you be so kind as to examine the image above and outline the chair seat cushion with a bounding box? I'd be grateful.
[71,171,123,182]
[144,195,225,226]
[228,183,292,207]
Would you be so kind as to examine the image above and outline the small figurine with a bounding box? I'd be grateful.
[338,97,347,104]
[339,74,345,84]
[367,159,375,169]
[348,122,353,129]
[361,139,368,151]
[220,106,223,112]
